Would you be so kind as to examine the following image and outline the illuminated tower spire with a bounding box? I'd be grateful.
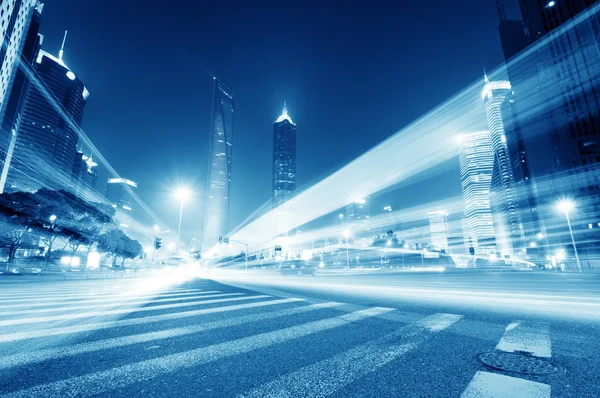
[59,30,67,60]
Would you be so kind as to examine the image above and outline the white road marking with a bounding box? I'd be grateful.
[0,293,262,327]
[0,302,342,370]
[0,289,205,303]
[0,297,303,343]
[1,307,394,398]
[238,313,462,398]
[496,321,551,358]
[415,313,463,332]
[0,292,222,316]
[460,371,550,398]
[0,290,210,309]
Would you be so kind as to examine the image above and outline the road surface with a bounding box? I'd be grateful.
[0,269,598,397]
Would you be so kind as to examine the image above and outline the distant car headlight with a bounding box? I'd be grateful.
[319,262,325,268]
[291,265,296,269]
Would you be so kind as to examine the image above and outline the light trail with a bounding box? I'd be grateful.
[226,3,600,254]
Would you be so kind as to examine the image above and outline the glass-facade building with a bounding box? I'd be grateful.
[458,131,496,254]
[517,0,600,258]
[272,102,296,207]
[0,0,42,193]
[201,79,234,250]
[483,79,524,257]
[4,48,88,193]
[428,211,449,252]
[105,178,136,212]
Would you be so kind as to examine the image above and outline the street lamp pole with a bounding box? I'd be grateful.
[564,210,582,272]
[176,199,184,254]
[557,200,582,272]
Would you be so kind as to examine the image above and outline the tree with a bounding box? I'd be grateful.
[0,191,43,267]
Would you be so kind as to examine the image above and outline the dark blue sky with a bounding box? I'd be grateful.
[41,0,521,240]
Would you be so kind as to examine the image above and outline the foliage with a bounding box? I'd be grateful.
[0,189,138,266]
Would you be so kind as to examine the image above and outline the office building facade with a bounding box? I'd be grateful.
[428,211,449,253]
[0,1,42,193]
[201,79,234,249]
[483,78,524,257]
[272,102,296,207]
[458,131,496,254]
[4,40,88,193]
[105,178,136,212]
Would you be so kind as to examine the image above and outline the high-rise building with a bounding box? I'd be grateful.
[483,78,524,257]
[105,178,136,212]
[201,78,234,250]
[345,197,370,234]
[4,32,89,193]
[272,102,296,207]
[428,211,449,252]
[458,131,496,254]
[518,0,600,255]
[495,0,547,261]
[0,1,43,193]
[71,149,97,193]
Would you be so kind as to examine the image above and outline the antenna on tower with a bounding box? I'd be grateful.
[495,0,507,21]
[483,61,489,83]
[59,30,68,60]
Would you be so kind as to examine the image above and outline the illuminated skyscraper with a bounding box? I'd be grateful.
[72,149,98,193]
[483,78,524,257]
[272,102,296,207]
[428,211,449,252]
[345,197,370,234]
[458,131,496,254]
[0,1,43,193]
[201,78,234,249]
[518,0,600,254]
[4,32,89,193]
[106,178,136,212]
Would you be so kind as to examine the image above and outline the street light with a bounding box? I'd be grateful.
[174,187,191,254]
[49,214,57,222]
[343,229,351,269]
[557,199,582,272]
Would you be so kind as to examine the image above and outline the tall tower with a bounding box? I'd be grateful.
[4,32,89,193]
[518,0,600,256]
[201,78,234,250]
[458,131,496,254]
[482,78,523,257]
[428,211,449,253]
[272,102,296,207]
[0,1,43,193]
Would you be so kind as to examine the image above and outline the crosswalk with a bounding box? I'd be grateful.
[0,278,584,397]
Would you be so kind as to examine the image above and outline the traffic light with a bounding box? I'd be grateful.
[223,237,229,244]
[219,236,223,244]
[469,246,475,255]
[154,237,162,250]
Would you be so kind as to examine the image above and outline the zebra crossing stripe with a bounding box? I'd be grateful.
[460,371,550,398]
[0,297,303,343]
[0,293,261,327]
[496,321,551,358]
[238,313,462,398]
[0,307,393,398]
[0,302,342,370]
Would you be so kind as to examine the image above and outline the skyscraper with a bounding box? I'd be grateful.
[105,178,136,212]
[201,78,234,250]
[483,78,524,257]
[4,32,89,193]
[272,102,296,207]
[428,211,449,252]
[0,0,41,112]
[518,0,600,255]
[72,149,97,193]
[458,131,496,254]
[0,1,43,193]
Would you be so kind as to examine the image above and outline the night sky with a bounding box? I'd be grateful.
[40,0,522,241]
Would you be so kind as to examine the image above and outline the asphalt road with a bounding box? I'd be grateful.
[0,269,598,397]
